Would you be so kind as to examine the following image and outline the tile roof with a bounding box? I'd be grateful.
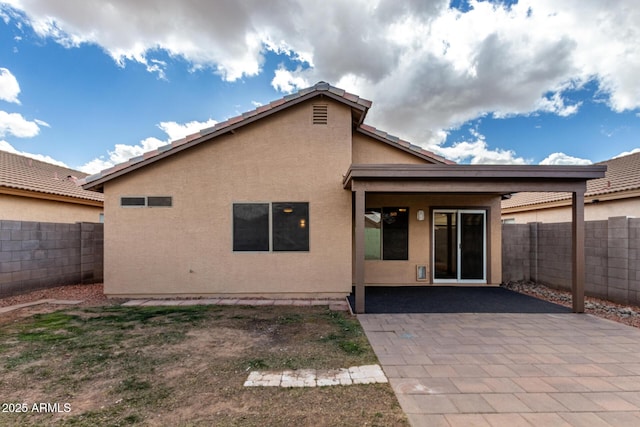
[80,82,453,191]
[0,150,104,203]
[357,124,455,165]
[502,151,640,209]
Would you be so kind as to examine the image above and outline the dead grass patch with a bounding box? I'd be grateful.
[0,305,407,426]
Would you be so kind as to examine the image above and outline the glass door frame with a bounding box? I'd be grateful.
[432,209,487,284]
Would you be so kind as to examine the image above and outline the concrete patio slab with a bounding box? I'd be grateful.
[359,313,640,426]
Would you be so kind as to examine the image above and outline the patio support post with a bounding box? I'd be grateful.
[354,188,365,313]
[572,189,585,313]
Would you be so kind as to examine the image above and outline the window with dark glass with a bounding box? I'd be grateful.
[121,197,146,207]
[364,207,408,260]
[272,202,309,251]
[233,203,269,251]
[121,196,173,207]
[147,196,172,207]
[232,202,309,252]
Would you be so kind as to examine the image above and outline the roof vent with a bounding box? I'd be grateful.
[313,104,328,125]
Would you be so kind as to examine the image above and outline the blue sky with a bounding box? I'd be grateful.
[0,0,639,173]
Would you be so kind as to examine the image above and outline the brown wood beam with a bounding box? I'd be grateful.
[354,189,365,313]
[572,189,585,313]
[347,179,587,194]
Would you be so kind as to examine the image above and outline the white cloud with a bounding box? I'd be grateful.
[271,65,309,94]
[4,0,640,159]
[434,130,529,164]
[78,118,218,174]
[0,110,48,138]
[613,148,640,159]
[539,152,592,165]
[0,140,68,167]
[0,67,20,103]
[157,119,217,141]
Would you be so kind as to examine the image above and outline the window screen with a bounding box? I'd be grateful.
[121,197,146,207]
[147,196,172,207]
[272,202,309,251]
[233,203,269,251]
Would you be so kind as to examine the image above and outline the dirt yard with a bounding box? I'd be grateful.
[0,286,408,426]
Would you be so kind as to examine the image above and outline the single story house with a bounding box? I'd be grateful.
[81,82,605,313]
[502,151,640,223]
[1,150,104,223]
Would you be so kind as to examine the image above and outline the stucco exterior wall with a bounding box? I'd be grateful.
[358,193,502,285]
[351,133,429,164]
[103,99,354,298]
[0,193,103,223]
[502,197,640,223]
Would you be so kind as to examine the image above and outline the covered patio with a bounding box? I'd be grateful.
[344,164,607,314]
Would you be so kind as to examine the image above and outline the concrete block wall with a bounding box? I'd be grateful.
[501,223,530,282]
[502,217,639,306]
[0,220,103,297]
[585,220,608,300]
[627,218,640,305]
[536,223,572,290]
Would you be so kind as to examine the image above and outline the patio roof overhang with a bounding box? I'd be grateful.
[345,163,608,314]
[343,164,607,193]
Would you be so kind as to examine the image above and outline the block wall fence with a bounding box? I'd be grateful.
[0,220,103,297]
[502,216,640,306]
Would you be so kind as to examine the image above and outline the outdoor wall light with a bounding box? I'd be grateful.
[417,210,425,221]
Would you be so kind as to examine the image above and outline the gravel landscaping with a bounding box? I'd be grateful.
[0,284,109,308]
[502,280,640,328]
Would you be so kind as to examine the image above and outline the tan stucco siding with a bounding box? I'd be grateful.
[0,193,103,223]
[358,193,502,285]
[502,198,640,223]
[351,133,430,164]
[103,100,354,298]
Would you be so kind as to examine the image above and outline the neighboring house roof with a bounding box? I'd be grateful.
[502,151,640,211]
[81,82,453,192]
[0,150,104,205]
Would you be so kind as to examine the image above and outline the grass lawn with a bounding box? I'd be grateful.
[0,304,408,426]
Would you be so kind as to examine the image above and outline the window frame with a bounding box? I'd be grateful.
[232,201,310,253]
[120,196,147,207]
[364,206,409,261]
[120,196,173,208]
[147,196,173,207]
[232,202,270,252]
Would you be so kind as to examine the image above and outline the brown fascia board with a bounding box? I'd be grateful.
[354,127,449,164]
[343,164,608,188]
[82,90,369,192]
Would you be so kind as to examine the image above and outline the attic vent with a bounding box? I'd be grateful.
[313,104,328,125]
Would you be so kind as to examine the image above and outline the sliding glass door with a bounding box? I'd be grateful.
[433,210,486,283]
